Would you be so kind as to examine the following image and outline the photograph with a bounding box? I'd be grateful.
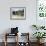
[10,7,26,20]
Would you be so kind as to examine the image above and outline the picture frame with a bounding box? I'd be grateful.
[10,7,26,20]
[37,0,46,20]
[36,0,46,26]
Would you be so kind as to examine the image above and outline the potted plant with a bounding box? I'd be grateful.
[40,26,45,30]
[33,32,46,43]
[32,25,39,30]
[32,24,45,30]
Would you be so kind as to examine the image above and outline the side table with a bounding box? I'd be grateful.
[4,33,18,46]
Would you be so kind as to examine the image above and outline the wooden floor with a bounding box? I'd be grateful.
[0,42,46,46]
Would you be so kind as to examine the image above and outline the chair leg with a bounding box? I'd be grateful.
[4,33,7,46]
[17,34,18,46]
[4,41,7,46]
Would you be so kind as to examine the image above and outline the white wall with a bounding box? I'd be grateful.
[0,0,36,42]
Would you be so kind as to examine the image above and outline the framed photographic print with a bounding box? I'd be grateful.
[36,0,46,26]
[37,0,46,19]
[10,7,26,20]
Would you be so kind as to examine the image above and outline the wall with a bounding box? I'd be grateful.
[0,0,36,42]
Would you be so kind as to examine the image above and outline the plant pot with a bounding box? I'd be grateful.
[37,39,44,44]
[37,39,40,43]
